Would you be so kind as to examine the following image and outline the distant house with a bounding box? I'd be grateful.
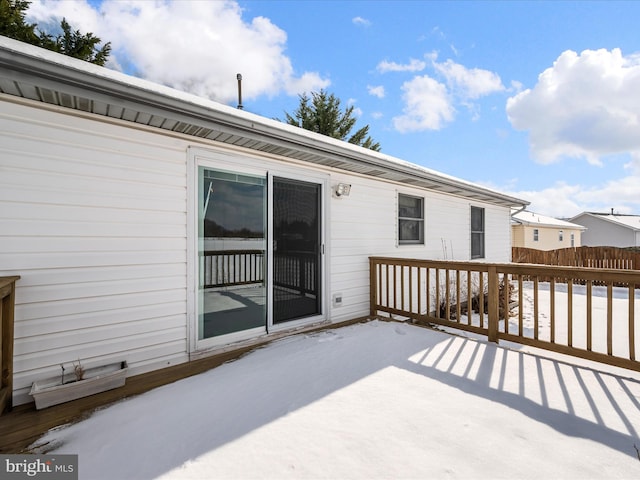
[0,37,528,407]
[511,210,585,250]
[569,211,640,247]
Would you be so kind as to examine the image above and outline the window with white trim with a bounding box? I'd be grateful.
[398,194,424,245]
[558,230,564,241]
[533,228,539,242]
[471,206,485,259]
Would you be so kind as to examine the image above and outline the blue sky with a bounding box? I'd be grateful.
[25,1,640,218]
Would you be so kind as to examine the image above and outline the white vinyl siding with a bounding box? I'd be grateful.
[329,179,513,322]
[0,100,189,405]
[1,98,518,405]
[571,214,639,247]
[484,206,511,260]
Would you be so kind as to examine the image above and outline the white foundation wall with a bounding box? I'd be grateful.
[327,175,513,322]
[0,100,190,405]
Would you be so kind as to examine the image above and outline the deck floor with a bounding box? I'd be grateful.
[0,317,365,454]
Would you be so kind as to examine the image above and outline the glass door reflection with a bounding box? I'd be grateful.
[198,168,266,339]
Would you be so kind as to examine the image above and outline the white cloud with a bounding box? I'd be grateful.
[510,80,524,93]
[593,181,640,212]
[624,154,640,174]
[433,59,505,99]
[505,182,586,218]
[367,85,385,98]
[386,54,503,132]
[377,58,426,73]
[495,169,640,218]
[352,16,371,27]
[27,0,329,104]
[392,76,454,132]
[26,0,100,31]
[285,72,331,97]
[506,48,640,165]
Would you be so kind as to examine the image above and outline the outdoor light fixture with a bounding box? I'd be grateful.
[335,183,352,197]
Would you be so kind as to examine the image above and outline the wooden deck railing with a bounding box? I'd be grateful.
[370,257,640,372]
[1,276,19,414]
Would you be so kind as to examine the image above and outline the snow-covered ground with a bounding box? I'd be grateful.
[32,286,640,479]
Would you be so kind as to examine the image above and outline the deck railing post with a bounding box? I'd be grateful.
[487,266,499,343]
[369,258,377,317]
[1,276,19,415]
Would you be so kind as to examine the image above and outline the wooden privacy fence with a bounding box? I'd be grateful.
[513,246,640,271]
[370,257,640,372]
[1,276,19,415]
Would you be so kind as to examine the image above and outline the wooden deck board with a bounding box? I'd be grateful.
[0,318,367,454]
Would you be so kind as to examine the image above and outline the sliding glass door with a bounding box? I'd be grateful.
[195,158,324,346]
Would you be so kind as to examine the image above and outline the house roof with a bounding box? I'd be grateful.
[569,212,640,232]
[511,210,586,230]
[0,36,528,209]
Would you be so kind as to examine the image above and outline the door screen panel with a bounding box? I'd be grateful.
[273,177,321,323]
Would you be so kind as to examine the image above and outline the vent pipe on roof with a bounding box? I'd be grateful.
[236,73,243,110]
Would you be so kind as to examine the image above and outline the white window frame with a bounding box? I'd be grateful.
[470,206,485,259]
[398,193,424,245]
[533,228,539,242]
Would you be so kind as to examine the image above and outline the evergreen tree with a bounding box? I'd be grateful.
[0,0,111,65]
[0,0,40,44]
[284,89,381,151]
[42,18,111,66]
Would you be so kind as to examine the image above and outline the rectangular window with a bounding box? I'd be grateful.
[398,194,424,245]
[471,206,485,259]
[571,233,575,247]
[558,230,564,241]
[533,229,539,241]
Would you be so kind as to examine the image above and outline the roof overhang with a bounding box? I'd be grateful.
[0,36,528,209]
